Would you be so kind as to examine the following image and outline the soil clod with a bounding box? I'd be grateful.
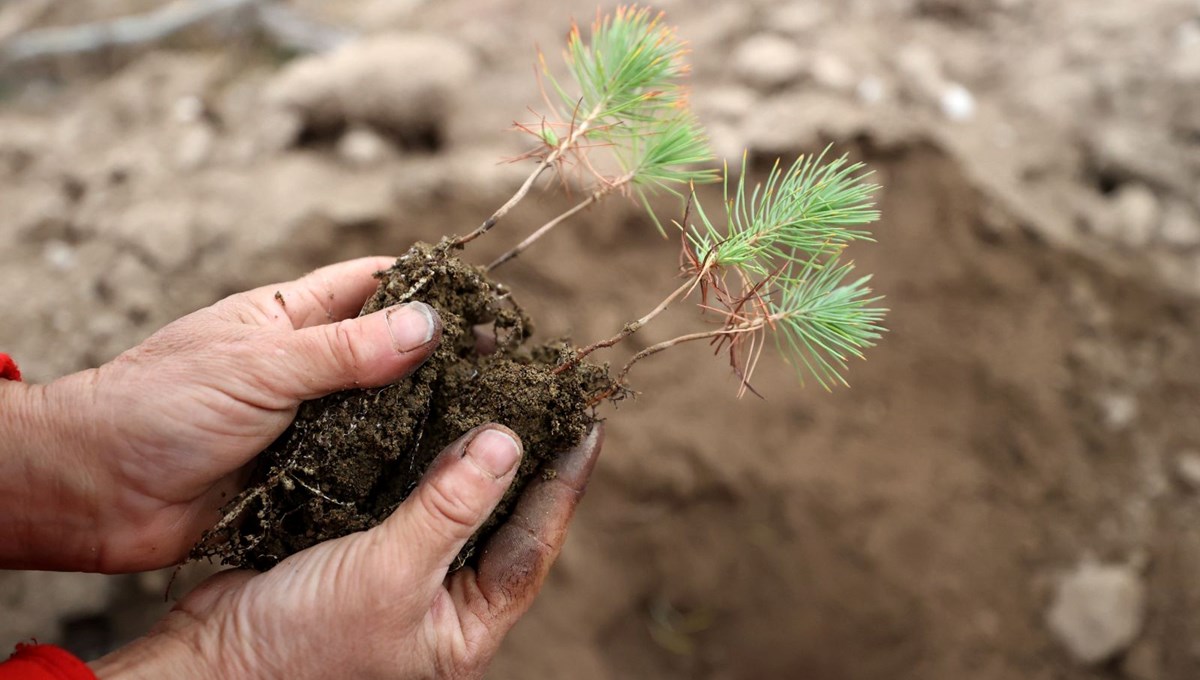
[192,241,609,570]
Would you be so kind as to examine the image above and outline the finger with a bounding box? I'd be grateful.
[452,423,603,627]
[381,425,523,579]
[240,257,396,330]
[272,301,440,400]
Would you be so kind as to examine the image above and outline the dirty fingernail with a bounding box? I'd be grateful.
[466,428,522,478]
[387,302,438,352]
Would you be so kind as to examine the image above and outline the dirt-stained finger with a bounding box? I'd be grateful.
[384,424,523,581]
[236,256,397,330]
[470,423,604,624]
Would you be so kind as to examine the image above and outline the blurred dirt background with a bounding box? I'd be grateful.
[3,0,1200,678]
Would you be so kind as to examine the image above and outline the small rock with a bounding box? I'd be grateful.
[266,33,476,146]
[175,125,215,171]
[733,34,805,90]
[110,198,194,270]
[337,126,393,166]
[172,95,206,124]
[1099,392,1138,430]
[1113,184,1161,247]
[1047,559,1145,665]
[856,76,887,105]
[939,83,976,122]
[696,85,757,122]
[1176,20,1200,50]
[741,92,866,153]
[896,44,945,100]
[705,121,745,162]
[42,240,76,271]
[1175,451,1200,491]
[810,52,855,92]
[766,3,827,35]
[1159,200,1200,248]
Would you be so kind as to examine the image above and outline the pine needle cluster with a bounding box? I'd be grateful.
[486,5,887,393]
[686,150,886,389]
[535,6,717,221]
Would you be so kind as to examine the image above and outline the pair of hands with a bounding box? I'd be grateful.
[0,257,602,679]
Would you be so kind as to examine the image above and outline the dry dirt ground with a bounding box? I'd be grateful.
[3,0,1200,678]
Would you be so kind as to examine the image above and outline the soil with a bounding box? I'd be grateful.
[3,1,1200,679]
[193,241,607,570]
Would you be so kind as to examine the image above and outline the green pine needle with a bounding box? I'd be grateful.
[690,148,879,279]
[542,6,717,217]
[620,113,720,232]
[771,259,888,390]
[687,147,887,389]
[552,6,689,122]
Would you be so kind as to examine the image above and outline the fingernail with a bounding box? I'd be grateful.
[466,428,522,479]
[387,302,438,352]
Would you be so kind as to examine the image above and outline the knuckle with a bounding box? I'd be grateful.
[452,636,491,680]
[475,523,554,621]
[299,277,334,324]
[437,646,486,680]
[418,475,481,538]
[323,320,363,376]
[502,527,553,591]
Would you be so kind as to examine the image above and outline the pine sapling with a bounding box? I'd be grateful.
[195,5,889,572]
[462,6,887,396]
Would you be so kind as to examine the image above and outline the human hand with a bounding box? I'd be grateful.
[0,257,440,572]
[89,423,604,680]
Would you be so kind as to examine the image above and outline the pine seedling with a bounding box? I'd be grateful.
[457,5,887,395]
[458,5,719,267]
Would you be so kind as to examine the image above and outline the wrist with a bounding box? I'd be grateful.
[90,605,257,680]
[90,616,226,679]
[0,370,115,570]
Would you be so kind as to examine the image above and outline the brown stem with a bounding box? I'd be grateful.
[586,326,755,406]
[455,102,603,247]
[486,171,634,272]
[553,276,698,375]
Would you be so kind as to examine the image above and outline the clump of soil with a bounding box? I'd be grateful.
[191,241,611,571]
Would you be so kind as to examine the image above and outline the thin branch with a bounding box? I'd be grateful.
[621,327,750,380]
[455,100,604,247]
[554,276,699,374]
[587,326,754,406]
[487,191,599,271]
[486,171,634,271]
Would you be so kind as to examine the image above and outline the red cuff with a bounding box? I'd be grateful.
[0,353,20,382]
[0,644,96,680]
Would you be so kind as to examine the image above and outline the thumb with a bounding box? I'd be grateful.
[275,302,440,400]
[382,425,523,577]
[177,569,256,613]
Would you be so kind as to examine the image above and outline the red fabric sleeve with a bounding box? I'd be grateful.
[0,353,20,382]
[0,644,96,680]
